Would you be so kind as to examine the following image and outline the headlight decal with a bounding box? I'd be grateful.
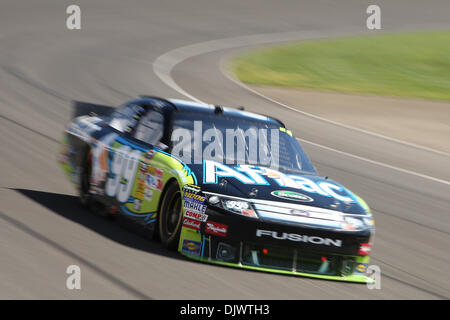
[206,194,259,219]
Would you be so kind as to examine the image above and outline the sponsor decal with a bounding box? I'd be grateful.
[136,176,145,201]
[183,218,201,231]
[359,243,372,255]
[184,210,208,222]
[184,200,207,214]
[183,184,201,194]
[181,239,201,256]
[139,161,148,173]
[144,188,153,201]
[148,166,163,177]
[144,150,155,159]
[205,221,228,237]
[183,192,206,203]
[137,171,145,180]
[182,185,205,216]
[156,178,163,191]
[355,263,368,274]
[145,174,162,191]
[137,162,162,193]
[255,229,342,247]
[155,167,163,177]
[271,190,313,202]
[145,174,154,188]
[203,160,355,203]
[133,198,142,211]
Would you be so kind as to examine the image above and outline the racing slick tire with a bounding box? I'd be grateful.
[158,180,183,250]
[79,148,93,209]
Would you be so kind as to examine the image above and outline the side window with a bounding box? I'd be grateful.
[134,110,164,145]
[109,103,145,133]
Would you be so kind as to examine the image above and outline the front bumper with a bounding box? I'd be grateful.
[178,204,374,283]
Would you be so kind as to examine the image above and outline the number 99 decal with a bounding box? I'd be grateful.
[106,145,141,203]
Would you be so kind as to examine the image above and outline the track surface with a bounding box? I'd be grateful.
[1,0,449,299]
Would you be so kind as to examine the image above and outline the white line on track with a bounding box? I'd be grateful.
[153,30,359,104]
[220,63,450,158]
[152,31,450,186]
[296,138,450,186]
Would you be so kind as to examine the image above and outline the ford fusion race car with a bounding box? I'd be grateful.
[60,96,375,283]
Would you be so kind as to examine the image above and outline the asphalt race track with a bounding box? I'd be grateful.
[1,0,449,299]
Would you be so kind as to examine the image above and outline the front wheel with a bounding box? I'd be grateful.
[158,181,183,250]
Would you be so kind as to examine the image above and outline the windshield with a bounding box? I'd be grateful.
[170,113,317,174]
[109,103,145,132]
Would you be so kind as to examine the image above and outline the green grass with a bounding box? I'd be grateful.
[232,31,450,101]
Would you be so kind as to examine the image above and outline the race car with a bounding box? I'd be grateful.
[59,96,375,283]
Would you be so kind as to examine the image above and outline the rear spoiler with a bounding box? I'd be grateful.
[71,100,115,119]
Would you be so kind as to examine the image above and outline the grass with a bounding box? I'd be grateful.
[232,31,450,101]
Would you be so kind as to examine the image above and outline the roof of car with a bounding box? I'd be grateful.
[136,96,285,127]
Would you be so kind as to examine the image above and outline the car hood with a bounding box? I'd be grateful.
[187,161,367,215]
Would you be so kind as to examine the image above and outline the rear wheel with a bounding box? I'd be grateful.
[158,181,183,250]
[79,148,92,208]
